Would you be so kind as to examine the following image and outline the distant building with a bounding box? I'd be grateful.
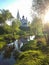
[17,10,20,20]
[20,16,28,27]
[17,10,28,27]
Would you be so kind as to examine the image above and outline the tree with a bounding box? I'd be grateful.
[32,0,49,15]
[0,9,13,34]
[32,0,49,45]
[0,9,13,24]
[0,14,4,24]
[12,19,21,35]
[30,17,43,35]
[43,23,49,45]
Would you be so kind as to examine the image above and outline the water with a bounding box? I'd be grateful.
[0,51,15,65]
[7,35,35,49]
[0,40,21,65]
[0,35,35,65]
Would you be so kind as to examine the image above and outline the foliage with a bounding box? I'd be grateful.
[0,41,6,50]
[32,0,49,15]
[35,35,47,45]
[13,50,20,60]
[16,30,27,36]
[3,45,15,58]
[21,38,47,52]
[3,24,12,34]
[0,14,4,24]
[0,24,12,34]
[15,50,47,65]
[30,17,43,35]
[12,19,21,35]
[0,9,13,23]
[43,23,49,44]
[21,40,37,51]
[15,38,49,65]
[0,9,13,34]
[0,26,5,34]
[4,34,16,43]
[0,9,49,65]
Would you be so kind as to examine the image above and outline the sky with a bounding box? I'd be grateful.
[0,0,32,22]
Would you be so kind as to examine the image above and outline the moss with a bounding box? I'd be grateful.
[15,50,46,65]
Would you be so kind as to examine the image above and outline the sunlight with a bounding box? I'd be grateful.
[44,9,49,23]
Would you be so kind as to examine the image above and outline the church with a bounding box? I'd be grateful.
[17,10,28,27]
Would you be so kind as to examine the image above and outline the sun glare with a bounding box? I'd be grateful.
[44,10,49,23]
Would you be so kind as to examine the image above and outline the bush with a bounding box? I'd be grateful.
[15,50,46,65]
[21,39,47,52]
[13,50,20,60]
[36,37,47,46]
[0,41,6,50]
[3,45,15,58]
[21,40,38,51]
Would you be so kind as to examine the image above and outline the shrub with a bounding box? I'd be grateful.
[0,42,6,50]
[3,45,15,58]
[15,50,46,65]
[21,40,38,51]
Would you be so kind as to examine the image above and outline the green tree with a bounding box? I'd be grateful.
[32,0,49,15]
[32,0,49,45]
[0,9,13,24]
[43,23,49,45]
[30,17,43,35]
[0,14,4,24]
[12,19,21,35]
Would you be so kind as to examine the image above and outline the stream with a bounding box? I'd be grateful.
[0,35,35,65]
